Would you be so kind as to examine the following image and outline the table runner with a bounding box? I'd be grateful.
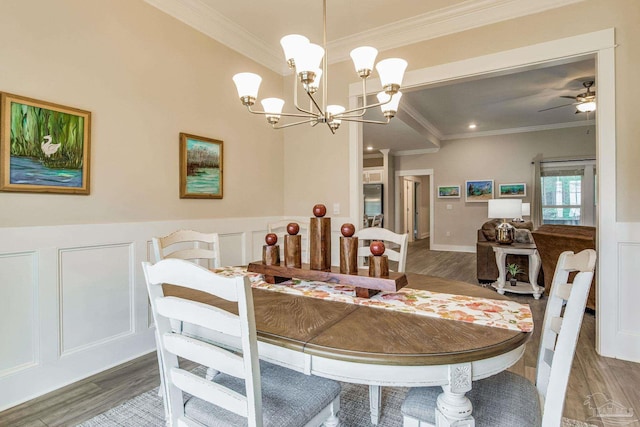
[213,266,533,333]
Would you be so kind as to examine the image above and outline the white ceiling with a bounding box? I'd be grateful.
[144,0,594,154]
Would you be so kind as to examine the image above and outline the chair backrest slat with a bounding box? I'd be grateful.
[156,297,242,337]
[170,367,249,418]
[153,230,221,269]
[536,249,596,427]
[163,333,246,379]
[354,227,409,272]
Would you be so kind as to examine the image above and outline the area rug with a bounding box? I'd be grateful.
[78,367,594,426]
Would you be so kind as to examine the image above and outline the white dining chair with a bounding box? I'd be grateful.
[142,258,341,427]
[267,219,310,264]
[354,227,409,272]
[401,249,597,427]
[152,229,221,269]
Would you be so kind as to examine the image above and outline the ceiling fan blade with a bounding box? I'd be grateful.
[560,95,577,100]
[538,103,575,112]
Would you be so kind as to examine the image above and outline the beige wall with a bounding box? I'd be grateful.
[396,126,596,248]
[282,0,640,222]
[0,0,285,227]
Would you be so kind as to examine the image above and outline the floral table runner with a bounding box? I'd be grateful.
[213,266,533,333]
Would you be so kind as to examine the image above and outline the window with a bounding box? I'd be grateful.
[540,160,596,226]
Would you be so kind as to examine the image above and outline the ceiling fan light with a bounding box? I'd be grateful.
[350,46,378,77]
[232,72,262,105]
[280,34,310,66]
[376,58,408,94]
[576,101,596,113]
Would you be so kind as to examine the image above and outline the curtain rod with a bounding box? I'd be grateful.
[531,157,595,165]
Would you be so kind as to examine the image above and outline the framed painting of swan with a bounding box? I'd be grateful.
[0,92,91,194]
[179,132,223,199]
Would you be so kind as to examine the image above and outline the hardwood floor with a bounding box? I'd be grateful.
[1,239,639,426]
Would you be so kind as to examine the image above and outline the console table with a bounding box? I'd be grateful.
[491,243,543,299]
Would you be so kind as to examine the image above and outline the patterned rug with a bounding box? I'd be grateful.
[78,367,594,427]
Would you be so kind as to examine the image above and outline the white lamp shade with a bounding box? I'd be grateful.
[488,199,522,219]
[376,58,408,88]
[377,91,402,114]
[326,104,345,123]
[260,98,285,116]
[232,72,262,98]
[576,101,596,112]
[350,46,378,73]
[521,203,531,217]
[293,43,325,74]
[307,68,323,91]
[280,34,309,62]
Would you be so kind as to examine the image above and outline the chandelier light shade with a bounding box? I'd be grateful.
[377,91,402,118]
[232,72,262,105]
[231,0,408,133]
[376,58,408,94]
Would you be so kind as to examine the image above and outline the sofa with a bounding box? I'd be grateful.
[532,224,596,311]
[477,219,543,285]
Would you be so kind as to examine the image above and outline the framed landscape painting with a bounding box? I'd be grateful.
[0,93,91,194]
[438,185,461,198]
[465,179,494,202]
[499,183,526,197]
[179,133,223,199]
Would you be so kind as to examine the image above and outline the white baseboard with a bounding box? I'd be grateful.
[430,244,476,253]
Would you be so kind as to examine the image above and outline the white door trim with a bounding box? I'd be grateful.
[395,169,435,250]
[349,28,618,358]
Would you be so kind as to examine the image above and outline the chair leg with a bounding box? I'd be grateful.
[369,384,382,425]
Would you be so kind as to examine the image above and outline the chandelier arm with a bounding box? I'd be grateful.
[337,117,391,125]
[304,90,325,118]
[246,105,320,119]
[271,118,321,129]
[339,95,393,116]
[291,72,322,116]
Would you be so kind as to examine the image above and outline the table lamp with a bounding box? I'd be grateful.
[513,202,531,222]
[488,199,522,244]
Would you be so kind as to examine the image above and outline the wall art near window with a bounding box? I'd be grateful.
[465,179,494,202]
[499,183,526,197]
[0,93,91,194]
[180,132,223,199]
[437,185,461,198]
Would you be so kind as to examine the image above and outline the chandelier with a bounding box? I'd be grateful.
[231,0,408,133]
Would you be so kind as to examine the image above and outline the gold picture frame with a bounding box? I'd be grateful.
[179,132,223,199]
[0,92,91,194]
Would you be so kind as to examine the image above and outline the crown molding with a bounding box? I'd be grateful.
[144,0,286,74]
[441,119,596,140]
[145,0,585,75]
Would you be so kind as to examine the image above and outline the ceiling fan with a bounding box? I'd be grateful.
[538,81,596,113]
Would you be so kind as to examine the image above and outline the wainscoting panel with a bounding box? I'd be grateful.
[0,216,280,411]
[0,252,38,377]
[617,240,640,360]
[59,244,134,356]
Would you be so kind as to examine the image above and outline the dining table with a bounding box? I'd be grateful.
[163,266,533,426]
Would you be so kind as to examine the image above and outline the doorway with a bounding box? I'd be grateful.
[350,29,616,357]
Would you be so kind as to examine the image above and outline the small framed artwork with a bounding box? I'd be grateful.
[0,92,91,194]
[499,183,526,197]
[465,179,494,202]
[438,185,461,198]
[179,132,223,199]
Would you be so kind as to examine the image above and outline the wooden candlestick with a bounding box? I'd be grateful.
[310,204,331,271]
[339,223,358,274]
[368,241,389,278]
[262,233,280,266]
[284,222,302,268]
